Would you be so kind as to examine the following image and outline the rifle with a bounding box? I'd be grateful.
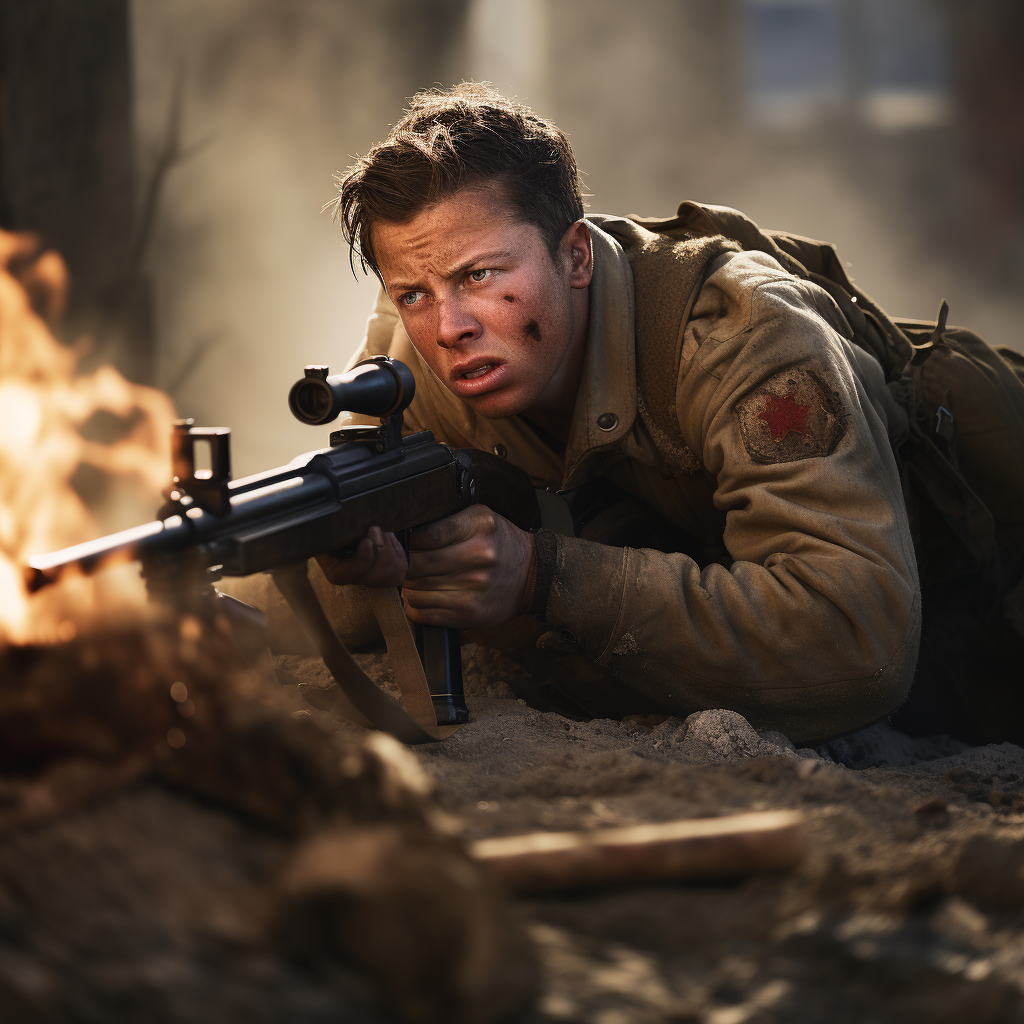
[27,356,543,743]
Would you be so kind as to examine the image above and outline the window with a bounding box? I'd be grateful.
[743,0,948,131]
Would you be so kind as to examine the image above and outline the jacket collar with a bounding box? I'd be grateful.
[372,217,640,492]
[559,219,638,488]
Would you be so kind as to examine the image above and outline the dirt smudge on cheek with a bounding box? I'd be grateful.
[504,294,516,303]
[523,319,542,343]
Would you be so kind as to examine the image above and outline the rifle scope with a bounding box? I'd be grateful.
[288,357,416,425]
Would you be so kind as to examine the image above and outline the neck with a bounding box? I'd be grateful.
[523,285,590,444]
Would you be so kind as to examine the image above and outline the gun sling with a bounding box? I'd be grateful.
[271,563,463,743]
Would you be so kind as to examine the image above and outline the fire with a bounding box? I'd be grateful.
[0,231,175,644]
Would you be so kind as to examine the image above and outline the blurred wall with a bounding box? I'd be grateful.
[133,0,1024,476]
[132,0,467,474]
[0,0,152,381]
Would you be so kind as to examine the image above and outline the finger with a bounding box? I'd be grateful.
[402,588,478,627]
[358,530,408,587]
[402,570,489,594]
[316,529,407,587]
[403,604,464,629]
[316,536,375,585]
[402,587,466,610]
[409,505,495,551]
[406,539,492,581]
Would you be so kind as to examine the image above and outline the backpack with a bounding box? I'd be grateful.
[628,202,1024,742]
[630,201,1024,580]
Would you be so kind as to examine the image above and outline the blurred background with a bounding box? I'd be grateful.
[0,0,1021,475]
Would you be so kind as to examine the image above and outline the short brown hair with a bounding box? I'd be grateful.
[329,83,586,277]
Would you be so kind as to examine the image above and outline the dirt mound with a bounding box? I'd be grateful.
[0,622,535,1024]
[282,643,1024,1024]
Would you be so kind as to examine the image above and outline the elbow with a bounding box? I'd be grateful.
[862,592,921,715]
[843,575,922,711]
[781,591,922,746]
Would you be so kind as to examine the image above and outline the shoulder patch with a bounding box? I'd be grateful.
[735,368,845,464]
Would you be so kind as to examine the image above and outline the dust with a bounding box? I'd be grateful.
[131,0,466,476]
[0,621,535,1024]
[280,644,1024,1022]
[611,630,640,656]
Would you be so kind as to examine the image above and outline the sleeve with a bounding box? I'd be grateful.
[535,260,921,745]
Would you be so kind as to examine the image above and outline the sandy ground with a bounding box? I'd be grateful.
[280,645,1024,1024]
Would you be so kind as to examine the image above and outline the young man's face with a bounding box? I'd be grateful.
[372,185,592,421]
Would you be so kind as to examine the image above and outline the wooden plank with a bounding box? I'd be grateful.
[470,811,804,893]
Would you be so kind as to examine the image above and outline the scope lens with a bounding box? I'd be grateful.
[293,381,331,423]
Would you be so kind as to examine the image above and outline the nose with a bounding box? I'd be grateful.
[435,295,480,350]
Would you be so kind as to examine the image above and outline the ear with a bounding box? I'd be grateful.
[561,220,594,289]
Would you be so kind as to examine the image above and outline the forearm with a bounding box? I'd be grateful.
[530,530,920,745]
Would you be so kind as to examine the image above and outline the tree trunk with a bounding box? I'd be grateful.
[0,0,153,382]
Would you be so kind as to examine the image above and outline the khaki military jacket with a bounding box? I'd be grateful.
[346,212,921,745]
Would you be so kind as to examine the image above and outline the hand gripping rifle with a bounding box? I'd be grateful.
[28,357,542,743]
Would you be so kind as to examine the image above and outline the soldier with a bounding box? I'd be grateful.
[316,83,1024,747]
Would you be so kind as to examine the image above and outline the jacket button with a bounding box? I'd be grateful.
[493,444,508,458]
[597,413,618,432]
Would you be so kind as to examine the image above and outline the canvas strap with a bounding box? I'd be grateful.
[624,229,738,475]
[271,563,462,744]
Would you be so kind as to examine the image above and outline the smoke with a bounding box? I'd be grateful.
[132,0,1022,479]
[131,0,465,476]
[536,0,1023,345]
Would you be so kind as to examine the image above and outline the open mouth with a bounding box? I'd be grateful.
[449,361,508,397]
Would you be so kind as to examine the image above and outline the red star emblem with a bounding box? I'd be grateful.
[758,392,809,441]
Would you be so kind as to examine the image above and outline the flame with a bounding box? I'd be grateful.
[0,231,175,644]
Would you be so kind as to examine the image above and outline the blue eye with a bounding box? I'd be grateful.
[400,291,423,306]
